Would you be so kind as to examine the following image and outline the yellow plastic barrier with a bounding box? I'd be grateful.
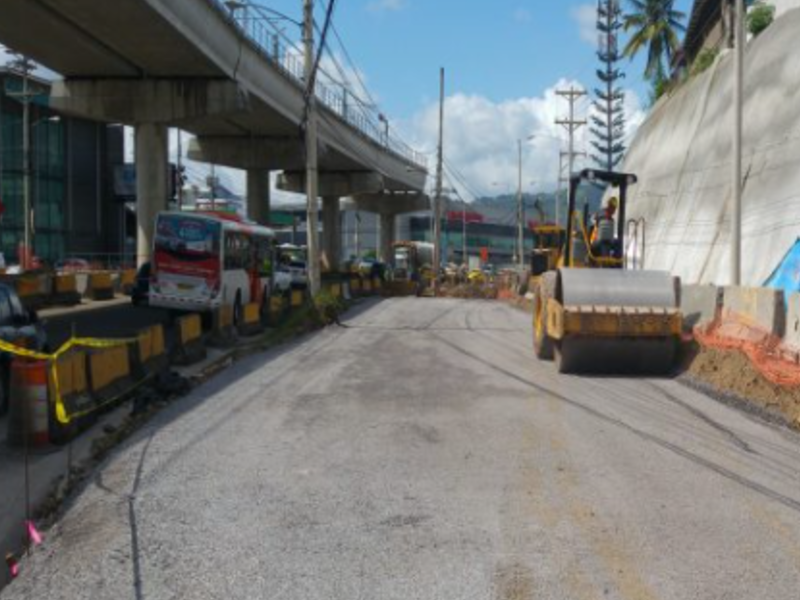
[239,302,264,336]
[363,279,373,294]
[350,278,362,294]
[178,314,202,345]
[54,273,78,294]
[174,314,206,365]
[15,276,40,299]
[290,289,305,308]
[89,345,130,393]
[120,269,136,293]
[87,272,115,300]
[0,335,139,426]
[331,283,342,298]
[269,296,286,322]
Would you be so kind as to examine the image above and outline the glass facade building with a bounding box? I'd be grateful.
[0,69,125,266]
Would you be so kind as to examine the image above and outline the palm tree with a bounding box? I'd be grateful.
[623,0,687,81]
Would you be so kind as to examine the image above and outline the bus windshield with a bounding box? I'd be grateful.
[155,215,221,262]
[394,248,410,271]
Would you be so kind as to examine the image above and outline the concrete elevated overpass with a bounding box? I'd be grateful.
[0,0,428,265]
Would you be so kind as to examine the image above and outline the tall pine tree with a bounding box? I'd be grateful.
[591,0,626,171]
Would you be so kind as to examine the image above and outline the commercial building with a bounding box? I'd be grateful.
[0,67,125,266]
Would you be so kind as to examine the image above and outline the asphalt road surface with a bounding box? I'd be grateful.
[3,298,800,600]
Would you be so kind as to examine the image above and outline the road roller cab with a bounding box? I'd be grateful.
[533,169,682,374]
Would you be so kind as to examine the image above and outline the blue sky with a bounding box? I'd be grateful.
[275,0,696,198]
[327,0,693,117]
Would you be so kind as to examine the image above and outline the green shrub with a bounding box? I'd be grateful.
[691,47,720,77]
[313,289,345,325]
[748,3,775,36]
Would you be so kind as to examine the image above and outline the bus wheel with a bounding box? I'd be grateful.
[260,287,270,319]
[233,293,243,327]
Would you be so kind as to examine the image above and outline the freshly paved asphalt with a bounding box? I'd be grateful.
[3,298,799,600]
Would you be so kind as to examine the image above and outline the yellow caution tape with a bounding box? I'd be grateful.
[0,335,139,425]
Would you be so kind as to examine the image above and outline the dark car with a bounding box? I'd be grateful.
[131,262,151,306]
[0,283,47,416]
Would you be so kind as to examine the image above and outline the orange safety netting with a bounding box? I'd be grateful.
[693,313,800,387]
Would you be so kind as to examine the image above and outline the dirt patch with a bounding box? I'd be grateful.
[438,283,498,299]
[683,344,800,429]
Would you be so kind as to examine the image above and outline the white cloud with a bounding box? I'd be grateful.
[513,8,532,23]
[397,81,647,200]
[571,3,597,46]
[366,0,407,13]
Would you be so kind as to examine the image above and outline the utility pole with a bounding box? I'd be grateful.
[7,54,35,270]
[556,87,588,180]
[731,0,744,285]
[177,129,184,211]
[516,139,524,269]
[433,67,445,290]
[556,88,588,228]
[303,0,321,295]
[462,200,467,266]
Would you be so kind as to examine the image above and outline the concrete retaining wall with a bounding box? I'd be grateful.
[621,9,800,286]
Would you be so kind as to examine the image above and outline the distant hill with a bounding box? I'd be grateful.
[469,183,607,225]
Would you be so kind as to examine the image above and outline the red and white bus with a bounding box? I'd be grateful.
[149,212,276,320]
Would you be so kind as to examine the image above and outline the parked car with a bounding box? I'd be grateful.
[277,259,307,290]
[131,262,151,307]
[0,284,47,416]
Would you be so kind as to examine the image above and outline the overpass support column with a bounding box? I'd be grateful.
[135,123,168,267]
[247,170,271,225]
[322,197,341,271]
[379,213,396,264]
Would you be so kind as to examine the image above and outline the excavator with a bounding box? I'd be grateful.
[532,169,682,374]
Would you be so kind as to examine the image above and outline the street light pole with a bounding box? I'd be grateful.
[731,0,744,285]
[303,0,321,295]
[462,201,467,265]
[516,139,524,269]
[7,54,37,270]
[433,67,445,288]
[21,63,31,270]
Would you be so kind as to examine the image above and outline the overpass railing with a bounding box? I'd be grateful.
[208,0,428,171]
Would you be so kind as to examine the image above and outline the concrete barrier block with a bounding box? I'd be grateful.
[173,314,206,366]
[134,324,168,377]
[49,350,92,443]
[269,296,286,324]
[238,302,264,337]
[88,344,133,408]
[87,272,115,301]
[120,269,137,294]
[782,292,800,350]
[52,273,81,306]
[290,289,305,308]
[350,277,362,295]
[722,286,785,337]
[209,305,237,347]
[681,284,721,332]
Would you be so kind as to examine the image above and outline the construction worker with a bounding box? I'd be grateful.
[591,196,619,258]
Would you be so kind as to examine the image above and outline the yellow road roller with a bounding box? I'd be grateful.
[533,169,682,374]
